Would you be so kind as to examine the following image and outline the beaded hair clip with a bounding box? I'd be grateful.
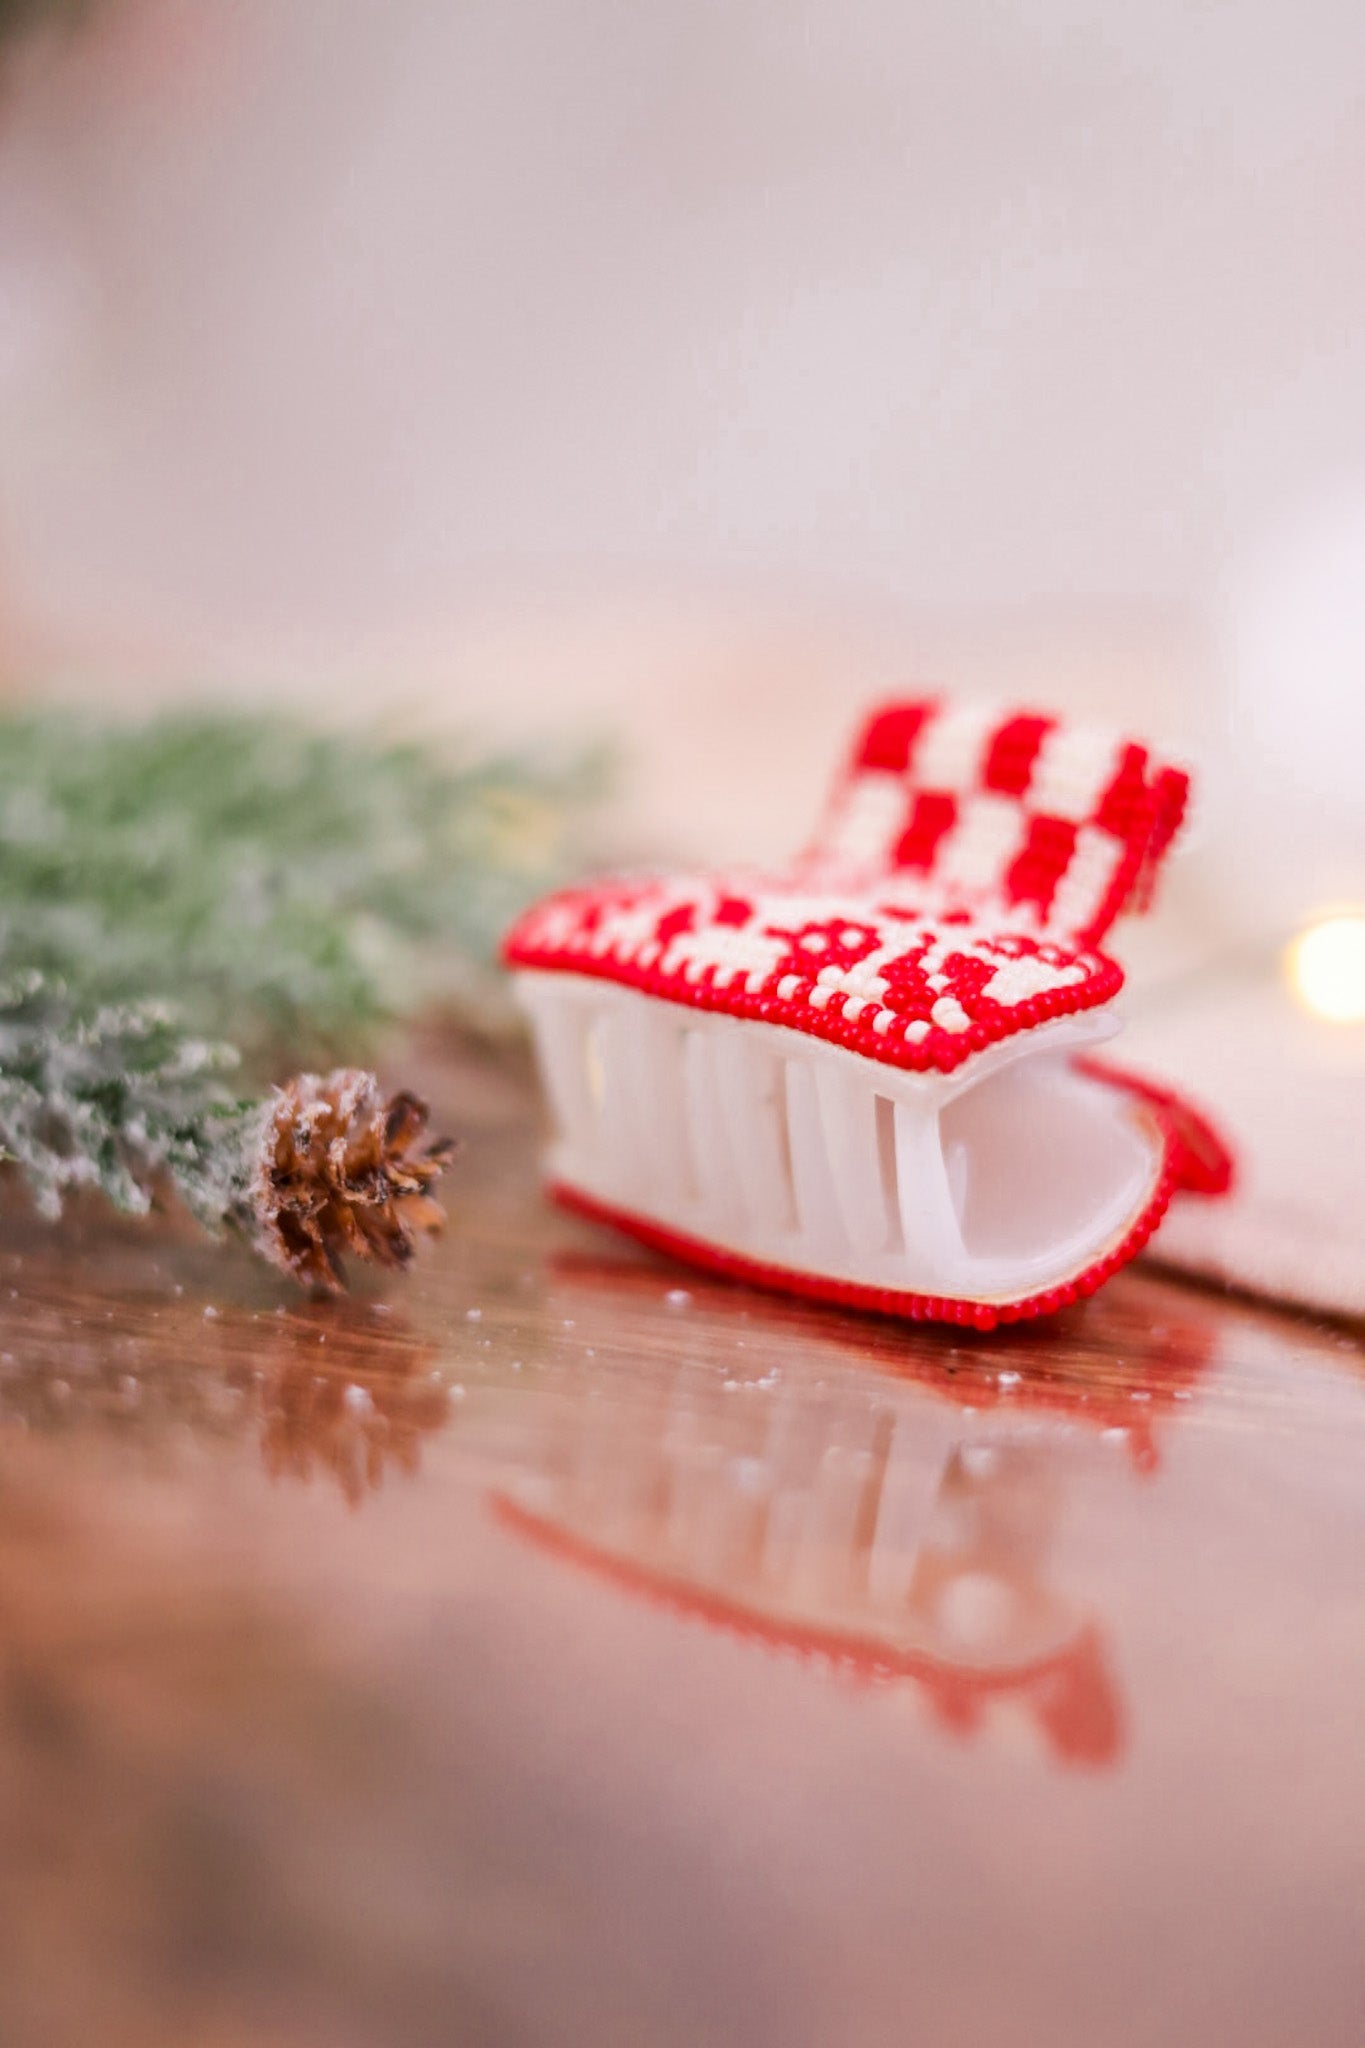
[503,698,1232,1328]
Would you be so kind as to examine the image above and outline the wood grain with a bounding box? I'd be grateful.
[0,1038,1361,2048]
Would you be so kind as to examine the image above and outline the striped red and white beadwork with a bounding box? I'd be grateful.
[809,698,1188,947]
[507,699,1187,1077]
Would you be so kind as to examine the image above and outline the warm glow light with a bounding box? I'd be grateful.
[1288,915,1365,1023]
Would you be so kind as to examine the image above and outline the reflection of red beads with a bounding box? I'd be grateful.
[493,1493,1124,1769]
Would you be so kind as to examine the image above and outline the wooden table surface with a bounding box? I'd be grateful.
[0,1038,1361,2048]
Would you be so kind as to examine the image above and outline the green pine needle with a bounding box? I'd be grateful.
[0,708,606,1267]
[0,971,260,1229]
[0,710,606,1074]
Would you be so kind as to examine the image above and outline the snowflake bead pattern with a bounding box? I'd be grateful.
[506,873,1120,1074]
[504,698,1186,1077]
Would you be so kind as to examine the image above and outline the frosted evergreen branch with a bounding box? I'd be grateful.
[0,709,608,1073]
[0,973,261,1229]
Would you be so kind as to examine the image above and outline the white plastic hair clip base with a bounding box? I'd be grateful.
[517,970,1168,1319]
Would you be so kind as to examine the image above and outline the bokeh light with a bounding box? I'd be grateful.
[1287,914,1365,1024]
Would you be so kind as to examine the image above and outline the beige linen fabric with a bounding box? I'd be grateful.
[1124,972,1365,1323]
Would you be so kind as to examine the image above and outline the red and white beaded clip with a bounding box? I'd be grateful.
[504,697,1231,1328]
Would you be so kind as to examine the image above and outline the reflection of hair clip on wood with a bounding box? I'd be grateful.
[541,1249,1220,1472]
[506,698,1232,1328]
[492,1378,1124,1768]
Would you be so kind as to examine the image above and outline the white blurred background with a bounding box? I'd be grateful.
[0,0,1362,906]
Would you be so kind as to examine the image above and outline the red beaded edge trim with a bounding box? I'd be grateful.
[504,926,1125,1077]
[491,1489,1114,1709]
[1074,764,1190,946]
[1078,1054,1234,1197]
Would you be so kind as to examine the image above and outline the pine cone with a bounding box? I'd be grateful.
[250,1070,456,1293]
